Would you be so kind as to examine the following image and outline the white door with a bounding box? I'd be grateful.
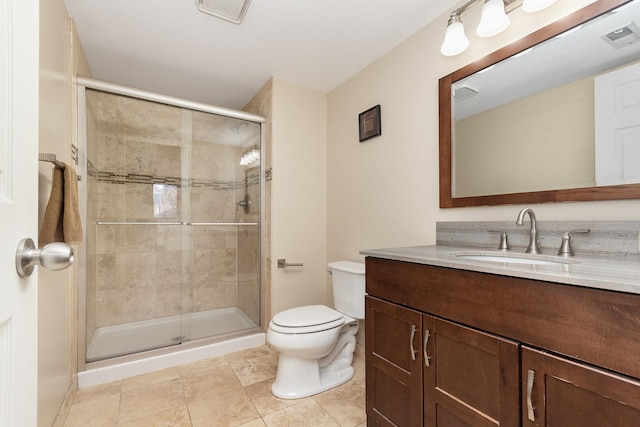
[595,62,640,186]
[0,0,40,426]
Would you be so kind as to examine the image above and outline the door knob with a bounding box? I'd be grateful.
[15,238,74,278]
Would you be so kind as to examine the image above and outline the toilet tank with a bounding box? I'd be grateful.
[328,261,366,319]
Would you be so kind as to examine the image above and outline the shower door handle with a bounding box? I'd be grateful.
[15,238,74,277]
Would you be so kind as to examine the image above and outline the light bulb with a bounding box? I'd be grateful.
[441,13,469,56]
[476,0,510,38]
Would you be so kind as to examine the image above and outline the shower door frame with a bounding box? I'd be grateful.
[76,77,267,371]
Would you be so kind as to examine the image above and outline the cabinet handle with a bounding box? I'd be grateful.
[527,369,535,422]
[423,329,431,367]
[410,325,417,361]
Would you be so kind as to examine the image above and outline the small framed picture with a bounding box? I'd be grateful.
[359,105,381,142]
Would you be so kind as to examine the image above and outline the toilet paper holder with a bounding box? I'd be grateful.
[277,258,303,268]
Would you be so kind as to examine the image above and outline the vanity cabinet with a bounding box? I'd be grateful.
[366,296,519,427]
[365,257,640,426]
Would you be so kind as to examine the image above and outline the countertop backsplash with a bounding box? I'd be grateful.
[436,220,640,259]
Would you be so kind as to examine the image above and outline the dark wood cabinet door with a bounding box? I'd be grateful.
[366,296,423,426]
[522,347,640,426]
[424,317,520,427]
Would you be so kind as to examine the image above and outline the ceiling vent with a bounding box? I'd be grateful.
[602,22,640,48]
[196,0,251,24]
[454,85,479,102]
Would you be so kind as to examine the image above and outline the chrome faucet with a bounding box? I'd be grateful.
[516,208,541,254]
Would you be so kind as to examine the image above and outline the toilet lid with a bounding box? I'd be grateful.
[272,305,343,328]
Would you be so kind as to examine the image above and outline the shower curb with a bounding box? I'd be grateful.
[77,332,265,388]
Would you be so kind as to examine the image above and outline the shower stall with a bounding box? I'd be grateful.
[78,78,264,364]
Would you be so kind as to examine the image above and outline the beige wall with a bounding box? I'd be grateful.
[455,77,595,197]
[270,79,328,316]
[327,0,640,266]
[70,16,92,392]
[38,0,71,426]
[38,0,90,425]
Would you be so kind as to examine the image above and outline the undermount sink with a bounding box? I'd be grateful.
[450,251,573,266]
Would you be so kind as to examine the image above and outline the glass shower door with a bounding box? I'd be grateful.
[85,90,190,361]
[84,87,262,363]
[185,110,262,341]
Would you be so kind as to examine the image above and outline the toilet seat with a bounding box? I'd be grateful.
[270,305,345,334]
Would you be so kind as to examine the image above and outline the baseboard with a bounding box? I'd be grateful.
[52,378,78,427]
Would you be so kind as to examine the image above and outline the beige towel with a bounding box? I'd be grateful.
[39,163,83,245]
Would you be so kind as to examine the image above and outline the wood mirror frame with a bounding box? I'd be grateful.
[439,0,637,208]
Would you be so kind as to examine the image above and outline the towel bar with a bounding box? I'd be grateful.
[39,153,82,181]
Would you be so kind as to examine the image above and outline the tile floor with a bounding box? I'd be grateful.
[64,344,366,427]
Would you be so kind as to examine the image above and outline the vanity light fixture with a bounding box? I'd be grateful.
[196,0,251,24]
[441,11,470,56]
[441,0,559,56]
[476,0,511,37]
[522,0,558,13]
[240,146,259,166]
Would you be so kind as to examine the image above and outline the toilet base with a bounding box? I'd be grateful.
[271,329,357,399]
[271,355,355,399]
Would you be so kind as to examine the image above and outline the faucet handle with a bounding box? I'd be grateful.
[488,230,510,251]
[557,229,590,256]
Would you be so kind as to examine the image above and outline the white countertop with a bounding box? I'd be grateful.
[360,245,640,295]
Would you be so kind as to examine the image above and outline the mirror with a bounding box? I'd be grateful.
[439,0,640,208]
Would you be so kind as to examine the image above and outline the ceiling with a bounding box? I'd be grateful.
[63,0,460,110]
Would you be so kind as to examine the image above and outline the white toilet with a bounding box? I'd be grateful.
[267,260,366,399]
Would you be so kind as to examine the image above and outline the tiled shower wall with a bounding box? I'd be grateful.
[84,89,261,344]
